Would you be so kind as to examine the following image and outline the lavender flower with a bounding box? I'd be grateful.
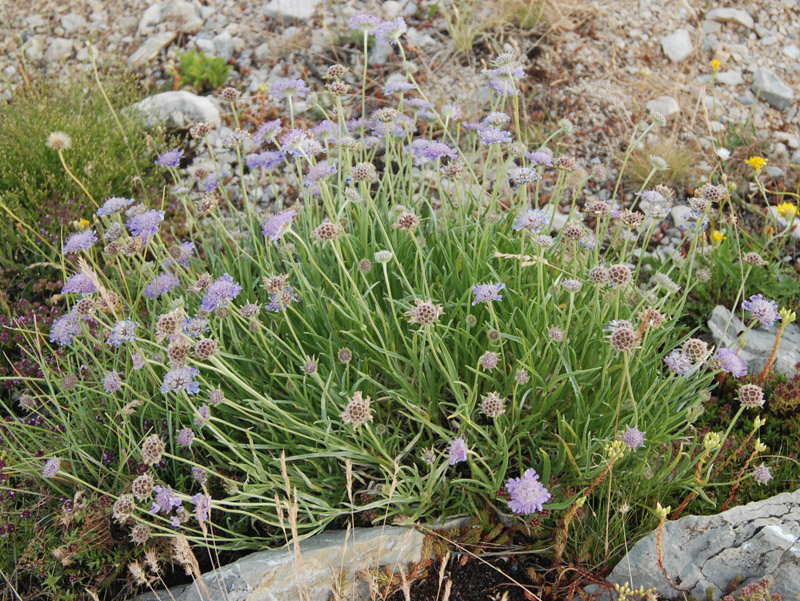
[488,78,519,96]
[622,426,645,449]
[245,150,285,170]
[383,81,418,95]
[716,348,748,378]
[62,230,98,254]
[472,282,506,305]
[279,129,321,157]
[408,139,458,163]
[144,273,180,299]
[270,78,311,99]
[267,286,300,312]
[441,103,462,120]
[513,208,548,233]
[62,273,96,295]
[177,428,194,447]
[505,468,551,514]
[127,209,165,241]
[664,350,693,376]
[524,150,554,166]
[203,174,219,194]
[508,167,540,185]
[742,294,781,328]
[191,492,210,524]
[162,241,196,270]
[132,352,145,370]
[42,458,61,478]
[753,463,772,485]
[201,273,242,312]
[477,126,512,145]
[262,209,297,243]
[348,13,381,33]
[482,112,511,127]
[192,467,207,484]
[151,485,182,515]
[103,371,122,393]
[182,317,209,338]
[160,366,200,395]
[107,319,139,347]
[50,311,82,346]
[96,196,134,216]
[195,404,210,427]
[375,17,407,46]
[155,148,183,168]
[448,436,468,465]
[304,161,337,196]
[253,119,282,146]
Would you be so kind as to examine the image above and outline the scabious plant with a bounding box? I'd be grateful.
[5,38,782,583]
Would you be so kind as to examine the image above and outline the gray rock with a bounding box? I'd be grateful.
[705,7,755,29]
[130,91,221,129]
[137,3,162,36]
[135,526,425,601]
[45,38,74,62]
[661,29,693,63]
[792,149,800,165]
[265,0,322,20]
[708,305,800,377]
[646,96,680,119]
[701,34,718,52]
[162,1,204,33]
[752,68,795,110]
[701,19,721,34]
[254,42,270,62]
[127,31,176,68]
[783,45,800,60]
[212,31,234,61]
[23,36,44,61]
[60,13,86,33]
[670,205,694,231]
[764,165,786,180]
[716,70,744,86]
[601,490,800,600]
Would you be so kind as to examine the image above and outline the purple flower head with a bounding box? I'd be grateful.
[162,241,196,270]
[253,119,282,146]
[641,190,666,205]
[192,467,207,484]
[177,428,194,447]
[262,209,297,243]
[448,436,468,465]
[203,174,219,194]
[155,148,183,168]
[144,273,180,299]
[505,468,551,514]
[63,230,98,254]
[478,126,512,145]
[50,311,82,346]
[246,150,285,170]
[482,111,511,127]
[408,139,457,164]
[489,79,519,96]
[664,350,693,376]
[267,286,300,312]
[270,78,311,99]
[151,485,182,514]
[191,492,210,524]
[42,458,61,478]
[375,17,407,46]
[201,273,242,312]
[753,463,772,485]
[742,294,780,328]
[127,209,164,241]
[304,161,337,197]
[513,208,548,233]
[62,273,96,295]
[132,352,145,371]
[383,81,419,95]
[182,317,209,338]
[524,150,554,166]
[103,370,122,393]
[716,347,748,378]
[311,120,336,141]
[161,366,200,395]
[509,167,541,185]
[280,129,321,157]
[195,404,210,427]
[107,319,139,347]
[472,282,506,305]
[622,426,645,449]
[349,13,381,33]
[96,196,134,217]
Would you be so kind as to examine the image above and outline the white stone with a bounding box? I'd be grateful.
[670,205,694,231]
[127,31,176,68]
[791,149,800,165]
[783,44,800,59]
[752,68,795,110]
[60,13,87,32]
[646,96,680,119]
[715,70,743,85]
[212,31,234,61]
[130,91,222,129]
[383,1,403,18]
[701,19,721,34]
[661,29,693,63]
[135,526,425,601]
[264,0,322,20]
[137,3,162,36]
[709,306,800,376]
[254,43,270,62]
[162,1,204,33]
[705,7,755,29]
[23,36,44,61]
[45,38,74,62]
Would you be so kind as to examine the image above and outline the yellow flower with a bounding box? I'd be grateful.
[712,230,726,243]
[745,156,768,173]
[73,218,90,230]
[711,59,721,72]
[776,202,798,220]
[780,307,797,324]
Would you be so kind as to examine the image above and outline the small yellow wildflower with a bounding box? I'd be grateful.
[711,59,721,72]
[780,307,797,324]
[655,502,670,521]
[712,230,726,243]
[75,218,90,230]
[745,156,768,173]
[776,202,798,220]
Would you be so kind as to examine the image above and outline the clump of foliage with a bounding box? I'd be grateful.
[172,49,231,93]
[0,70,166,264]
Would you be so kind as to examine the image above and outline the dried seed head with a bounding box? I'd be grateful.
[76,298,95,316]
[47,131,72,151]
[167,339,192,366]
[156,308,185,342]
[591,164,608,181]
[588,266,609,284]
[548,327,564,342]
[221,87,240,101]
[359,259,372,273]
[608,322,638,352]
[324,64,349,79]
[352,162,378,182]
[112,493,136,523]
[481,392,506,418]
[62,374,78,390]
[104,240,122,256]
[104,222,123,242]
[374,107,397,123]
[556,156,575,171]
[440,162,465,180]
[123,236,144,256]
[312,221,341,242]
[743,252,767,267]
[607,264,632,286]
[131,524,152,545]
[95,291,120,313]
[682,338,709,362]
[405,299,443,326]
[739,384,764,409]
[393,212,419,231]
[620,209,644,229]
[189,121,214,139]
[131,474,154,500]
[263,274,289,293]
[197,193,220,217]
[338,348,353,363]
[326,80,350,96]
[515,369,529,384]
[562,222,585,241]
[586,200,612,217]
[341,391,372,428]
[194,338,219,359]
[701,184,727,203]
[639,307,666,329]
[480,351,499,370]
[242,303,260,318]
[141,435,165,465]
